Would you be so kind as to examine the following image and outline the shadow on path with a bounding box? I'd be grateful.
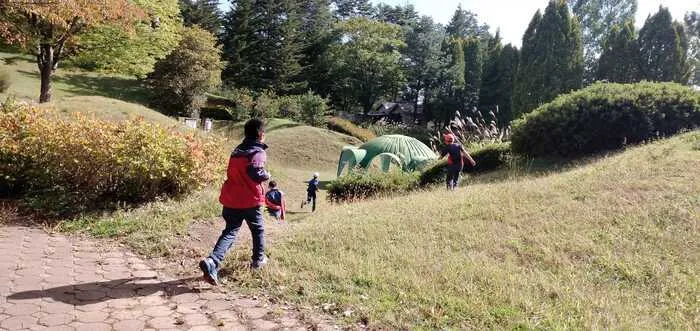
[8,276,201,305]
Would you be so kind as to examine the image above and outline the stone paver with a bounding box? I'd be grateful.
[0,226,332,330]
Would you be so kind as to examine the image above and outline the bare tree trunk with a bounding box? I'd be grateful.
[38,44,54,103]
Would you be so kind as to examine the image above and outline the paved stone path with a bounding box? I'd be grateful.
[0,226,330,331]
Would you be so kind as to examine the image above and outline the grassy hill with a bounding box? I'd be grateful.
[10,50,697,329]
[221,131,699,329]
[0,52,177,126]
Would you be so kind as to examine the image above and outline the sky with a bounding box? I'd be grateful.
[372,0,699,46]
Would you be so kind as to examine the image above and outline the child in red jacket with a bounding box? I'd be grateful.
[199,118,270,286]
[265,180,286,222]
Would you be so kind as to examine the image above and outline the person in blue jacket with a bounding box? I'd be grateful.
[301,172,320,212]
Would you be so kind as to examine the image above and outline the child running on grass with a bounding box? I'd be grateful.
[265,180,286,222]
[301,172,320,212]
[199,118,270,286]
[440,133,476,190]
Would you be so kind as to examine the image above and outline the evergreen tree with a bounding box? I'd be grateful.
[480,32,519,124]
[373,3,419,27]
[269,0,306,94]
[333,0,373,19]
[300,0,334,96]
[463,37,482,112]
[685,12,700,84]
[404,16,445,123]
[512,10,542,118]
[221,0,260,89]
[221,0,306,93]
[568,0,637,83]
[427,38,466,126]
[513,1,583,117]
[179,0,223,34]
[445,4,490,40]
[596,21,641,83]
[638,7,688,83]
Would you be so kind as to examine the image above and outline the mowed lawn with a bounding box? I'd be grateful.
[220,131,700,329]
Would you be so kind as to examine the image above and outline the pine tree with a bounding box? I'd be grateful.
[513,1,583,117]
[404,16,445,123]
[221,0,261,89]
[512,10,542,118]
[373,3,419,27]
[333,0,373,19]
[300,0,333,96]
[597,21,641,83]
[638,7,688,83]
[270,0,306,94]
[568,0,637,84]
[427,38,466,126]
[445,4,490,40]
[684,12,700,84]
[480,32,519,124]
[463,37,482,112]
[179,0,223,34]
[221,0,306,93]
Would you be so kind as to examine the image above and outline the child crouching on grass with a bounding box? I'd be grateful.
[265,180,286,222]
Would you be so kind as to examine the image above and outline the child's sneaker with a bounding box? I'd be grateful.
[198,257,219,286]
[251,255,269,270]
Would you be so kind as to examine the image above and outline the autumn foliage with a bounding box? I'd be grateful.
[0,99,225,216]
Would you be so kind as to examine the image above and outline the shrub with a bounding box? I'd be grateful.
[146,27,222,118]
[0,99,225,216]
[252,90,279,118]
[418,143,513,186]
[327,170,418,203]
[0,71,9,93]
[298,91,329,126]
[277,95,301,120]
[327,117,377,142]
[511,82,700,157]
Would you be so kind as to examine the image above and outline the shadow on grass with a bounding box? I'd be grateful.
[3,55,33,65]
[16,70,148,105]
[465,154,610,186]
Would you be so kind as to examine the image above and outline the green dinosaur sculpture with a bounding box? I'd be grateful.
[337,135,437,176]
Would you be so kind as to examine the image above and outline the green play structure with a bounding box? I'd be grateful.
[337,135,437,176]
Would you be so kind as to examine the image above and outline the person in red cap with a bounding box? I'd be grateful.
[440,133,475,190]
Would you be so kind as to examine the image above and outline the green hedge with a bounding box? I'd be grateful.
[511,82,700,157]
[327,171,418,203]
[418,143,513,186]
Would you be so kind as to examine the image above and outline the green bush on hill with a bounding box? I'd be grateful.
[146,27,222,118]
[418,143,514,186]
[0,99,225,216]
[511,82,700,157]
[327,170,418,203]
[327,117,377,142]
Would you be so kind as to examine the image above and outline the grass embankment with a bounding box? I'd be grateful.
[221,132,699,329]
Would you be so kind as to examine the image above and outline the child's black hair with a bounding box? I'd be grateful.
[244,118,265,140]
[269,180,277,188]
